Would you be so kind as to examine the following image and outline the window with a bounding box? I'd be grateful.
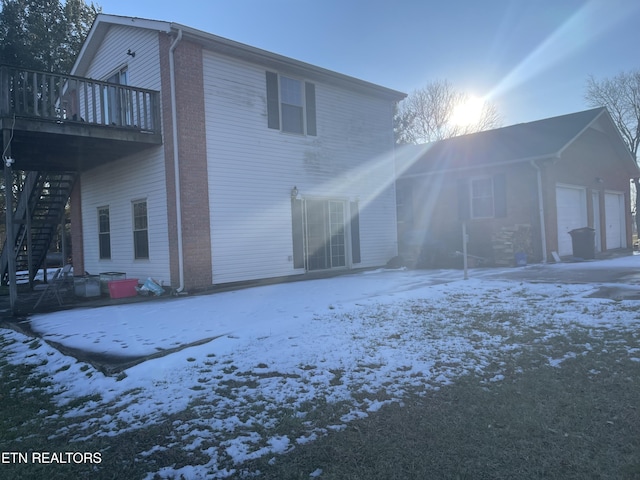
[266,71,317,135]
[396,182,413,227]
[280,76,303,134]
[471,177,494,218]
[98,206,111,259]
[132,200,149,259]
[457,174,507,220]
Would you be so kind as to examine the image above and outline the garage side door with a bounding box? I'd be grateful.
[605,192,626,250]
[556,185,587,256]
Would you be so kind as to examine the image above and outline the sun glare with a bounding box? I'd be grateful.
[451,95,484,127]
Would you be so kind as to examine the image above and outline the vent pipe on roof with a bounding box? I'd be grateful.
[170,29,185,292]
[530,160,548,263]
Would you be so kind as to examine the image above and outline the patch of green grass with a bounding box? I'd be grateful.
[1,302,639,479]
[248,328,640,479]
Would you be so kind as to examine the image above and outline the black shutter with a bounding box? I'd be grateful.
[350,201,361,264]
[493,173,507,217]
[457,179,470,220]
[266,71,280,130]
[291,199,305,268]
[305,82,317,136]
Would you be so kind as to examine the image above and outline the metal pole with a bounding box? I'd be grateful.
[61,212,67,265]
[462,220,469,280]
[26,180,33,289]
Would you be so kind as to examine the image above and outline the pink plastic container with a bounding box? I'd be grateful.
[108,278,139,299]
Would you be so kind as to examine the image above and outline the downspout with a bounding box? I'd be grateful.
[169,29,185,292]
[530,160,548,263]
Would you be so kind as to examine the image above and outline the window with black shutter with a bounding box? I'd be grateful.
[266,71,317,136]
[458,174,507,220]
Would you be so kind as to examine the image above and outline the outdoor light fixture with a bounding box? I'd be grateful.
[127,49,136,57]
[291,186,299,199]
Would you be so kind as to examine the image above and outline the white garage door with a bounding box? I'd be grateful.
[556,185,587,256]
[605,192,626,250]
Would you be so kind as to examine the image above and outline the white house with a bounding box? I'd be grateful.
[69,14,406,291]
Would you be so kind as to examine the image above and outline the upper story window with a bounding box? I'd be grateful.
[266,71,317,136]
[280,76,304,134]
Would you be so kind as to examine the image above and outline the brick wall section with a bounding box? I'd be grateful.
[404,125,635,265]
[70,178,84,275]
[159,33,213,290]
[159,33,180,287]
[543,127,634,252]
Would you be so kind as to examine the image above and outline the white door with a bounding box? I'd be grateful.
[605,192,626,250]
[592,191,601,252]
[556,185,587,256]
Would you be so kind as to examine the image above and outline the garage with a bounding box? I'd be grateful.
[605,191,626,250]
[556,185,587,256]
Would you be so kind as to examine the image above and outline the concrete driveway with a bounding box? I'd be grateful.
[478,250,640,300]
[485,258,640,284]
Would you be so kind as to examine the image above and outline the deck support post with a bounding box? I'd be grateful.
[3,129,17,312]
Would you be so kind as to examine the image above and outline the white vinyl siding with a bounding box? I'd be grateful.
[80,148,170,284]
[203,50,397,284]
[79,25,168,283]
[80,25,161,92]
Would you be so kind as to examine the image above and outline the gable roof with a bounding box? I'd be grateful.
[397,107,639,177]
[72,14,406,102]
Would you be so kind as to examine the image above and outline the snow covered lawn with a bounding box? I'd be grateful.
[1,262,640,478]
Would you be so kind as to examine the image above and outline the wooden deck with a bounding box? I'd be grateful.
[0,65,162,171]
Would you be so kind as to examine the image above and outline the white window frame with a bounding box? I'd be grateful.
[470,176,495,219]
[279,75,305,134]
[132,199,149,260]
[97,206,111,260]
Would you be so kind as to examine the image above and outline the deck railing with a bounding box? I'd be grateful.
[0,65,161,133]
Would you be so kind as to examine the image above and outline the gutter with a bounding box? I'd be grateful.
[399,153,555,179]
[530,160,548,263]
[169,29,185,292]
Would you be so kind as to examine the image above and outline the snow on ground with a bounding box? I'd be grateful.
[2,257,640,478]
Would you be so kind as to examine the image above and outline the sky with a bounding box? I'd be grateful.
[93,0,640,126]
[2,256,639,477]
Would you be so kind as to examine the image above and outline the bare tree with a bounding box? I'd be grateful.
[394,80,501,144]
[585,71,640,235]
[585,72,640,158]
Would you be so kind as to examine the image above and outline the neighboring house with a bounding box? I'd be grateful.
[396,108,640,267]
[68,14,406,290]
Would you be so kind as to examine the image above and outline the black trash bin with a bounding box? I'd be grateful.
[568,227,595,259]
